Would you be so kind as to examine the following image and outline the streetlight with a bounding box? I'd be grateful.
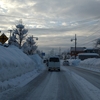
[71,34,77,59]
[32,35,38,40]
[8,30,12,38]
[34,37,38,40]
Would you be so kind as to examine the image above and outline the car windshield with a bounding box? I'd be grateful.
[49,58,59,62]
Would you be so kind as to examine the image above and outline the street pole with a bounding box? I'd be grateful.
[71,34,77,59]
[75,34,77,59]
[8,30,12,38]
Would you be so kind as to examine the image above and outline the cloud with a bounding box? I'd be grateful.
[0,0,100,52]
[69,0,100,18]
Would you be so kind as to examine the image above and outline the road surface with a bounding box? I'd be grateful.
[66,66,100,89]
[1,66,100,100]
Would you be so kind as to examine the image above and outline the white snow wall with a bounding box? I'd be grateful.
[78,58,100,72]
[0,46,36,82]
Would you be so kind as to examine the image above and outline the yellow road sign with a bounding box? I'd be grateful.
[0,33,8,44]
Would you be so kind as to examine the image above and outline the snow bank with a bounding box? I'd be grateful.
[68,59,81,66]
[0,46,36,82]
[0,46,45,93]
[29,54,45,71]
[68,58,100,73]
[78,58,100,72]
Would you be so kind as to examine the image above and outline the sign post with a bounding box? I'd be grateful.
[0,33,8,44]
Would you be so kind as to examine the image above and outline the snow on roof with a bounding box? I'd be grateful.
[84,48,98,50]
[78,53,99,56]
[85,48,97,49]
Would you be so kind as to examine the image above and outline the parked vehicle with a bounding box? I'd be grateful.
[48,57,60,71]
[43,59,48,66]
[63,60,69,66]
[43,59,47,63]
[78,53,99,60]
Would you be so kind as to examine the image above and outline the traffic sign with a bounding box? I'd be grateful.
[0,33,8,44]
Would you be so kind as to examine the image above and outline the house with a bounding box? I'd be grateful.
[70,47,86,57]
[84,48,99,53]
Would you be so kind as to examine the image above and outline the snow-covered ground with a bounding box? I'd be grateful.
[68,58,100,72]
[0,45,100,100]
[0,45,46,93]
[62,66,100,100]
[1,44,100,99]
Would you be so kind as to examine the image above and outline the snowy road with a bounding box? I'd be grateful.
[1,66,100,100]
[66,66,100,89]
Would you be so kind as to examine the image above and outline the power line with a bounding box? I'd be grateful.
[79,27,100,44]
[78,20,100,46]
[79,37,100,46]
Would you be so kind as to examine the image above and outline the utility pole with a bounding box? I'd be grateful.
[71,34,77,59]
[75,34,77,59]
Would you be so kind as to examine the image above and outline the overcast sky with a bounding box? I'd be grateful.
[0,0,100,53]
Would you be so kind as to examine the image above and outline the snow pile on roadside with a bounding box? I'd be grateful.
[29,54,45,71]
[78,58,100,72]
[68,59,81,66]
[0,46,35,82]
[68,58,100,72]
[0,46,45,93]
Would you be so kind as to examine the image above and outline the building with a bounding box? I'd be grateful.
[84,48,99,53]
[70,47,86,57]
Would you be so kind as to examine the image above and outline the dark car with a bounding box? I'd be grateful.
[43,59,47,63]
[63,60,69,66]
